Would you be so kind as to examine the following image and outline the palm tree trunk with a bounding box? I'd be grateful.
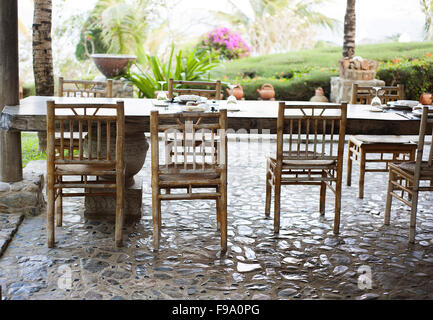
[343,0,356,59]
[33,0,54,151]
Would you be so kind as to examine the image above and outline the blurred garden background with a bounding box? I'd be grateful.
[16,0,433,165]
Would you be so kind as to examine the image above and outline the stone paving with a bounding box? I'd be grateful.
[0,140,433,300]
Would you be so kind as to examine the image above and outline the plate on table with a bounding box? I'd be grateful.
[182,103,209,112]
[388,100,419,110]
[152,100,170,107]
[174,95,205,104]
[412,106,433,117]
[369,106,384,112]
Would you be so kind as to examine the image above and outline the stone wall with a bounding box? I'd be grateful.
[330,77,385,103]
[0,160,45,216]
[112,79,134,98]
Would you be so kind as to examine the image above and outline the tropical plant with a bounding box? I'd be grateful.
[196,27,250,61]
[124,45,220,98]
[75,0,154,65]
[75,16,109,61]
[421,0,433,40]
[343,0,356,58]
[213,0,338,55]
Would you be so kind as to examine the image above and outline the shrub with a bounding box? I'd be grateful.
[196,27,250,61]
[228,70,336,101]
[377,55,433,100]
[22,83,36,98]
[219,54,433,101]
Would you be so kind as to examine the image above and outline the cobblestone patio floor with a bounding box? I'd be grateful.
[0,141,432,300]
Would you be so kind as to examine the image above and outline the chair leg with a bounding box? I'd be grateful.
[409,192,419,244]
[216,186,221,231]
[384,170,395,226]
[152,187,160,251]
[273,180,281,234]
[47,182,55,248]
[347,140,353,186]
[158,199,162,234]
[115,180,125,248]
[358,150,366,199]
[55,191,63,227]
[219,183,227,253]
[333,177,342,235]
[320,171,327,216]
[265,163,272,217]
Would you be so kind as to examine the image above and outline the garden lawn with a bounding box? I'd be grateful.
[21,132,46,168]
[211,41,433,101]
[213,41,433,79]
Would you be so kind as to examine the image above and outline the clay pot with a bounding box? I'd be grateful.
[420,93,433,105]
[257,83,275,100]
[226,84,244,100]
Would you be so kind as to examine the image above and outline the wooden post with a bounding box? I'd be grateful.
[0,0,22,182]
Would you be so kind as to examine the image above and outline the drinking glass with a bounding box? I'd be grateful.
[371,87,382,108]
[227,84,237,104]
[157,81,167,101]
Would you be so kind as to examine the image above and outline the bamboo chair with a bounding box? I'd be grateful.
[384,106,433,243]
[168,79,222,100]
[57,77,114,155]
[347,84,417,198]
[46,100,125,248]
[265,101,347,234]
[58,77,113,98]
[150,109,228,252]
[351,84,404,105]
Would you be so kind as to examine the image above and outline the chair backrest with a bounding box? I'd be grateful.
[150,110,228,173]
[168,79,222,100]
[351,84,404,104]
[46,101,125,168]
[275,101,347,163]
[414,106,433,179]
[58,77,113,98]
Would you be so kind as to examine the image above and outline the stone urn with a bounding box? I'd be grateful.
[257,83,275,100]
[91,54,137,78]
[226,84,244,100]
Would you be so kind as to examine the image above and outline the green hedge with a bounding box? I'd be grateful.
[377,58,433,101]
[235,71,335,101]
[224,58,433,102]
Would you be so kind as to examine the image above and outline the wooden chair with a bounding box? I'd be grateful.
[46,100,125,248]
[168,79,222,100]
[347,84,417,198]
[58,77,113,98]
[56,77,114,155]
[265,101,347,234]
[351,84,404,105]
[150,109,228,252]
[384,106,433,243]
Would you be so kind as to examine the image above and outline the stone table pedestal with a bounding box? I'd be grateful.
[84,131,149,222]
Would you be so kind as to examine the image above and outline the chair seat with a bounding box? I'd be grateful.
[55,163,116,176]
[159,164,221,183]
[350,135,415,145]
[390,161,433,178]
[269,155,336,168]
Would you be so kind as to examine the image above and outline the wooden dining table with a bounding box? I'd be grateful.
[1,96,428,221]
[0,96,425,135]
